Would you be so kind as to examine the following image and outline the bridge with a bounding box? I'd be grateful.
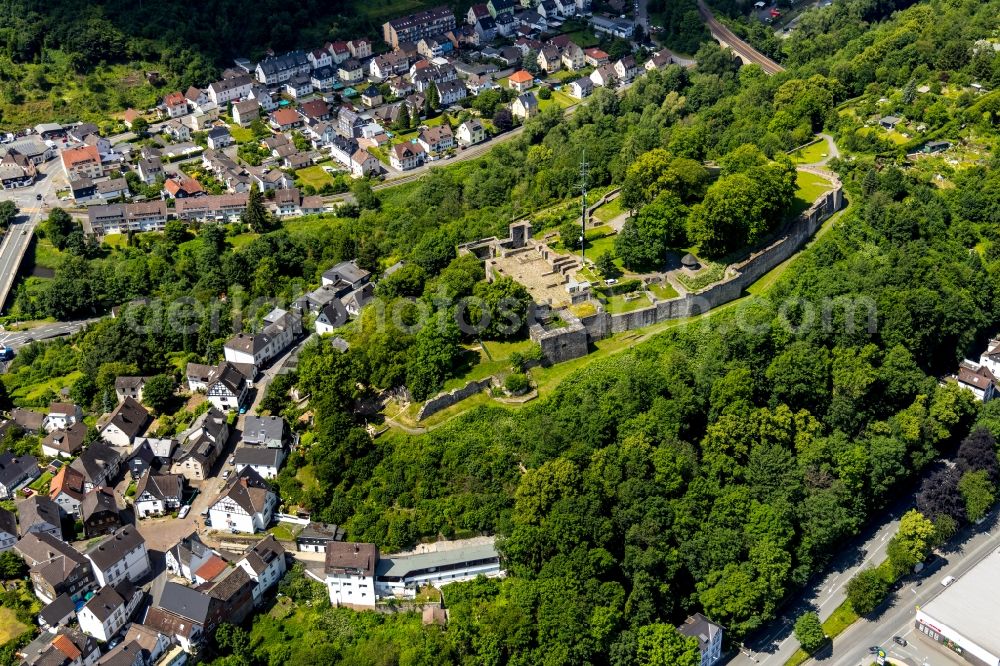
[697,0,785,75]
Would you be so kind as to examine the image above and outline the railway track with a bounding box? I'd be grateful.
[697,0,785,75]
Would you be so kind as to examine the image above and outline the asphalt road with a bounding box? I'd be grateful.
[697,0,785,74]
[0,318,99,350]
[817,511,1000,666]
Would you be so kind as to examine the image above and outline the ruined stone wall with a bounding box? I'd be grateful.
[417,377,495,421]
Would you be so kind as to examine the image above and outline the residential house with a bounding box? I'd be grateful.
[351,149,380,178]
[208,467,277,534]
[645,49,673,71]
[165,534,214,582]
[678,613,724,666]
[326,41,351,64]
[49,465,86,517]
[99,398,149,448]
[85,526,151,587]
[137,156,164,185]
[417,36,453,59]
[143,582,212,653]
[338,59,364,85]
[337,106,367,138]
[537,45,562,73]
[207,75,253,105]
[878,115,902,130]
[323,542,379,608]
[468,3,490,23]
[0,451,39,499]
[15,532,95,604]
[126,437,177,480]
[322,259,372,292]
[223,308,301,373]
[584,47,610,67]
[0,507,16,552]
[231,100,261,127]
[488,0,516,18]
[206,361,250,412]
[233,447,286,480]
[173,192,249,222]
[590,63,616,87]
[269,108,302,131]
[18,627,100,666]
[508,69,534,92]
[37,594,76,631]
[361,85,383,108]
[61,145,103,182]
[248,85,278,112]
[456,119,486,146]
[300,99,332,123]
[0,153,35,189]
[614,55,638,82]
[204,566,258,626]
[561,42,586,70]
[170,407,229,482]
[80,488,121,538]
[307,47,333,71]
[591,14,633,38]
[373,540,502,600]
[465,72,497,96]
[437,79,467,105]
[12,408,45,434]
[514,9,547,32]
[537,0,560,19]
[69,442,122,495]
[162,91,188,118]
[255,51,310,85]
[383,6,457,48]
[163,119,191,142]
[235,535,287,605]
[206,126,233,150]
[494,11,517,36]
[184,86,209,110]
[102,624,170,666]
[418,124,454,154]
[69,178,98,203]
[955,364,997,402]
[348,39,372,59]
[243,416,286,448]
[315,301,348,334]
[95,177,129,201]
[370,52,409,81]
[43,403,82,433]
[163,176,205,198]
[41,423,87,459]
[568,76,594,99]
[295,522,346,552]
[390,142,426,171]
[134,470,184,518]
[78,582,143,643]
[16,496,63,539]
[474,15,497,43]
[284,74,313,99]
[511,91,539,120]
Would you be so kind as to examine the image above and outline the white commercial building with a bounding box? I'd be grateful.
[915,547,1000,666]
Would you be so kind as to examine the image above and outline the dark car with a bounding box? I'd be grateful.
[35,193,42,201]
[893,636,907,646]
[868,646,881,654]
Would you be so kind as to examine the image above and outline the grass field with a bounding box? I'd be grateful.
[268,523,301,542]
[0,607,30,645]
[9,371,83,405]
[789,170,835,217]
[228,124,255,143]
[789,140,829,164]
[442,339,536,392]
[32,239,66,270]
[604,293,652,313]
[648,282,679,300]
[593,197,624,223]
[296,164,339,190]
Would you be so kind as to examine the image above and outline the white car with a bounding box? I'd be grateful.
[941,575,956,587]
[178,505,191,519]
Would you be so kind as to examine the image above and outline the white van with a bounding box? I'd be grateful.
[178,505,191,519]
[941,575,956,587]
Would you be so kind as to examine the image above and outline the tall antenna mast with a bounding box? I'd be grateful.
[579,149,589,265]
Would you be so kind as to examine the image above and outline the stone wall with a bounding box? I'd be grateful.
[572,180,844,342]
[530,312,590,365]
[417,376,495,421]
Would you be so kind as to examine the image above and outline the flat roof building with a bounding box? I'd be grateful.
[915,546,1000,666]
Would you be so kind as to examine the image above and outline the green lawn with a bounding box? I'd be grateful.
[788,170,835,217]
[28,472,52,493]
[268,523,301,541]
[228,124,255,144]
[593,197,624,223]
[604,293,652,314]
[32,238,66,270]
[285,215,340,234]
[441,339,536,392]
[789,140,829,165]
[676,262,726,292]
[0,606,30,645]
[784,600,860,666]
[102,234,129,250]
[648,282,679,300]
[296,164,338,190]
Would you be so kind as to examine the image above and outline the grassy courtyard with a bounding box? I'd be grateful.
[0,607,30,645]
[789,140,829,164]
[296,163,340,190]
[593,197,624,223]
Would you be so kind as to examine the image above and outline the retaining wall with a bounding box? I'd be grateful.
[417,376,495,421]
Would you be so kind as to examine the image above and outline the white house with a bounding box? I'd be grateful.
[134,471,184,519]
[223,308,302,375]
[322,542,379,609]
[979,337,1000,376]
[205,361,250,412]
[165,533,215,583]
[373,541,502,599]
[390,143,425,171]
[233,447,286,480]
[511,92,539,120]
[351,149,380,178]
[206,127,233,150]
[207,75,253,106]
[99,397,150,448]
[235,535,287,606]
[208,467,277,534]
[84,526,151,588]
[568,77,593,99]
[678,613,724,666]
[456,120,486,147]
[42,402,82,433]
[77,581,143,643]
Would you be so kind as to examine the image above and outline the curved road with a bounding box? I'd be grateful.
[697,0,785,74]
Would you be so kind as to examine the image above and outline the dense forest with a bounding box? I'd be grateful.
[4,0,1000,661]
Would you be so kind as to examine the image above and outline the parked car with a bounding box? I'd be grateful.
[178,505,191,519]
[222,470,231,480]
[941,575,957,587]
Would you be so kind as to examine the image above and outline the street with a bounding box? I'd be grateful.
[0,318,99,351]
